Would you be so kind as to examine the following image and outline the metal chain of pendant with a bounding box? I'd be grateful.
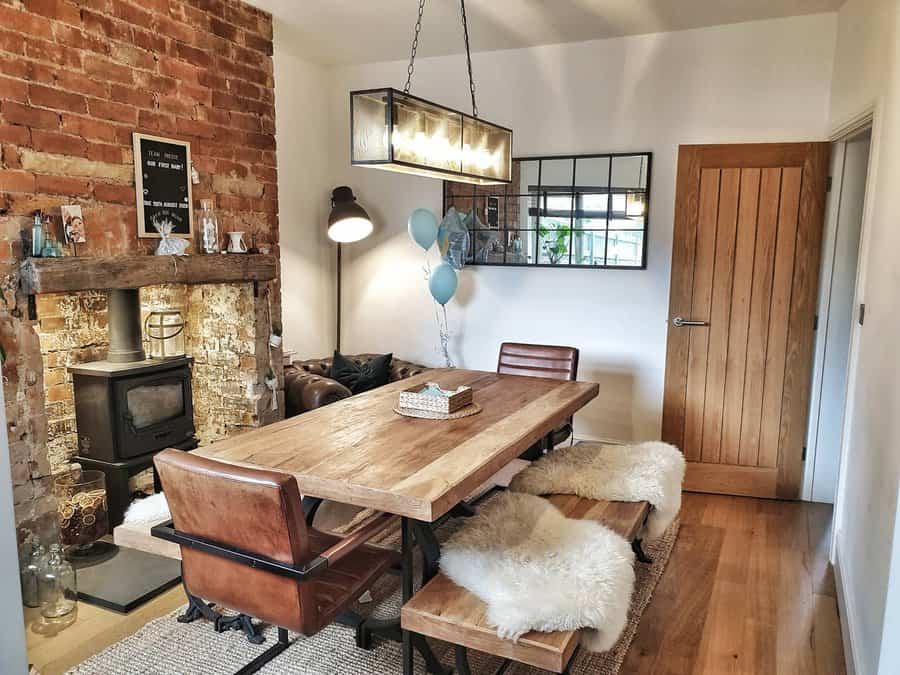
[402,0,480,119]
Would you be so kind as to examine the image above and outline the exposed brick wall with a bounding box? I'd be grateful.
[0,0,281,543]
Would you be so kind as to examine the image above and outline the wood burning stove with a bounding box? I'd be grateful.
[69,288,197,525]
[71,358,196,462]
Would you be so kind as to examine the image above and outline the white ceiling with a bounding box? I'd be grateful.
[247,0,842,66]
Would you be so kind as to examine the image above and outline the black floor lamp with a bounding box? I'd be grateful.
[327,186,373,352]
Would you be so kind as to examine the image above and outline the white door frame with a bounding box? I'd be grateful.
[830,103,880,561]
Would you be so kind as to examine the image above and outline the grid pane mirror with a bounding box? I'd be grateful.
[443,152,651,269]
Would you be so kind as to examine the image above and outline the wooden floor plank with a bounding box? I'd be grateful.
[619,524,725,674]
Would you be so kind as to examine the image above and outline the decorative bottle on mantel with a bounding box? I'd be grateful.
[199,200,220,254]
[31,212,44,257]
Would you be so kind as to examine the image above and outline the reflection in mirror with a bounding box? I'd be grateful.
[518,160,539,194]
[611,155,649,188]
[539,159,574,189]
[575,156,610,190]
[443,152,650,268]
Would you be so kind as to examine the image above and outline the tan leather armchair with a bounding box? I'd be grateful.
[153,449,398,673]
[284,354,426,417]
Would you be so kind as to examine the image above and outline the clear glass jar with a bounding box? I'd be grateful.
[54,469,109,553]
[144,309,186,359]
[199,199,220,253]
[20,542,46,608]
[38,544,77,619]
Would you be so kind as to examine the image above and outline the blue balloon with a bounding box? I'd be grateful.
[429,263,458,305]
[408,208,439,251]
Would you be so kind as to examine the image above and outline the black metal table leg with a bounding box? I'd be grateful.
[412,520,442,585]
[401,517,414,675]
[455,645,473,675]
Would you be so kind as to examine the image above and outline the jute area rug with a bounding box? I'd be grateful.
[70,517,678,675]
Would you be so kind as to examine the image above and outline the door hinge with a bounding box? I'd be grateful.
[826,175,833,193]
[859,303,866,325]
[813,314,819,331]
[802,445,807,461]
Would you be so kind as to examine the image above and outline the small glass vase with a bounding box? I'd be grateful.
[199,199,220,254]
[38,544,77,619]
[20,541,46,608]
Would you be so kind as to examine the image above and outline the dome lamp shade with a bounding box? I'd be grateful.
[327,186,373,243]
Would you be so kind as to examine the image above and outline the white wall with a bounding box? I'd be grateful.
[273,19,335,358]
[828,0,900,673]
[0,382,27,673]
[325,15,836,443]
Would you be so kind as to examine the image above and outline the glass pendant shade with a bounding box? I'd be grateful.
[351,88,512,185]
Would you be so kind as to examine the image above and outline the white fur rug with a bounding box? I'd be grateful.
[440,491,635,652]
[123,492,170,524]
[509,441,685,540]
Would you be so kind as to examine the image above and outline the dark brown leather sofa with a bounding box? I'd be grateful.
[284,354,427,417]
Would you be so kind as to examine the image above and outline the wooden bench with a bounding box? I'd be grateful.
[401,495,651,674]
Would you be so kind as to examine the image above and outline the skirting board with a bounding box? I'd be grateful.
[834,541,863,675]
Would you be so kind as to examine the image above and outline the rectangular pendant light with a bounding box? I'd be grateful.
[350,88,512,185]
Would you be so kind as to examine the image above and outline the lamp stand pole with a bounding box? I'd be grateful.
[336,242,342,353]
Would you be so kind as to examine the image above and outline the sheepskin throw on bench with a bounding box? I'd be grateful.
[510,441,685,540]
[440,491,636,652]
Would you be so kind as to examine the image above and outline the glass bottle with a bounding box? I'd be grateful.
[199,200,220,253]
[38,544,77,619]
[31,212,44,257]
[20,542,46,608]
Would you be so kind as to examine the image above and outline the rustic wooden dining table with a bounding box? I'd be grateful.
[194,367,599,675]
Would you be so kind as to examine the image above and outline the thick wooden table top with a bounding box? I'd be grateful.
[193,369,598,521]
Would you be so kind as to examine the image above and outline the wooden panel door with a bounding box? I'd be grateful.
[663,143,829,498]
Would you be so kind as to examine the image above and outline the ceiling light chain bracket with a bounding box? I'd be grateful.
[350,0,511,184]
[403,0,427,94]
[459,0,478,117]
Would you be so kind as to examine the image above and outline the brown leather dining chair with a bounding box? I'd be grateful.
[153,449,398,674]
[497,342,580,460]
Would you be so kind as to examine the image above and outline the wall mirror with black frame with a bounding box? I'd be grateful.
[442,152,651,269]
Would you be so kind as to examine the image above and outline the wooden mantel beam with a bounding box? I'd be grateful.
[20,254,278,295]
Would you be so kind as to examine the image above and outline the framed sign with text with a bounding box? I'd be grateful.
[133,133,193,239]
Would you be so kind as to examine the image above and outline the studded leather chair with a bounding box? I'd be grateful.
[497,342,580,460]
[153,449,398,672]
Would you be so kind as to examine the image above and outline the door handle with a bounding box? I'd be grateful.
[672,316,709,327]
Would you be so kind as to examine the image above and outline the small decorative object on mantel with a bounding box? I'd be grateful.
[268,323,282,348]
[198,199,219,254]
[152,217,189,256]
[399,382,473,414]
[40,214,63,257]
[61,204,86,248]
[30,212,44,257]
[133,133,193,240]
[226,231,248,254]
